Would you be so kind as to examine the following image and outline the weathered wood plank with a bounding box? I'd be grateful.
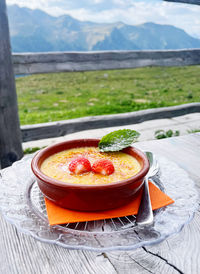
[0,218,117,274]
[0,134,200,273]
[0,0,23,168]
[106,209,200,274]
[13,49,200,75]
[164,0,200,5]
[105,133,200,274]
[21,103,200,142]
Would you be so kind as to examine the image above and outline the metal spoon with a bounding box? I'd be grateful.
[136,151,159,226]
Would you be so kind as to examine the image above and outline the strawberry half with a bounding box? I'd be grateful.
[68,157,91,175]
[92,159,115,175]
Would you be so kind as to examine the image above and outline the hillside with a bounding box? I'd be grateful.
[8,4,200,52]
[15,66,200,125]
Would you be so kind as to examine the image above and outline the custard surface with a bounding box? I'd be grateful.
[41,147,141,185]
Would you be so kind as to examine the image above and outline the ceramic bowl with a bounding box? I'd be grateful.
[31,139,149,211]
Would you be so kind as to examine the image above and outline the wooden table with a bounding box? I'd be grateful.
[0,133,199,274]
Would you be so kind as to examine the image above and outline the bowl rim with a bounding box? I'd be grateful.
[31,138,149,190]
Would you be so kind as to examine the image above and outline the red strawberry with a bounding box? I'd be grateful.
[68,157,91,175]
[92,159,115,175]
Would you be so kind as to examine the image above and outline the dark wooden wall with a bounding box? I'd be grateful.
[0,0,23,168]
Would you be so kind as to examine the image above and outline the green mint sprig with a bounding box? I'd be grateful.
[98,129,140,152]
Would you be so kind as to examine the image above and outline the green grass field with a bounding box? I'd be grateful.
[16,66,200,125]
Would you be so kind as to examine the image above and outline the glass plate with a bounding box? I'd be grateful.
[0,154,198,252]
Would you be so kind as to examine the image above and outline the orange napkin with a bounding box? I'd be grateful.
[45,182,174,226]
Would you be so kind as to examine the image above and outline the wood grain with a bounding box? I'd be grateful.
[0,219,117,274]
[105,133,200,274]
[0,134,200,273]
[0,0,23,168]
[21,103,200,142]
[13,49,200,75]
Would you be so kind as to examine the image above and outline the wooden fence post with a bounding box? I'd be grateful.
[0,0,23,168]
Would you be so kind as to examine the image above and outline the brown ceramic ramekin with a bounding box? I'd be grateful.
[31,139,149,211]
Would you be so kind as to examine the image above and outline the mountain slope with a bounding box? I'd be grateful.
[120,22,200,50]
[93,28,140,50]
[7,4,200,52]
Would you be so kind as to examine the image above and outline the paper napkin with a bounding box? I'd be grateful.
[45,182,174,225]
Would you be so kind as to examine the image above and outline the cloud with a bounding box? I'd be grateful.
[6,0,200,38]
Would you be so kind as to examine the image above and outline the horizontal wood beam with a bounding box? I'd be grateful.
[164,0,200,5]
[13,49,200,75]
[21,103,200,142]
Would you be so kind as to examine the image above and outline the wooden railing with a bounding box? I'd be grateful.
[1,0,200,168]
[13,49,200,75]
[11,49,200,143]
[20,103,200,142]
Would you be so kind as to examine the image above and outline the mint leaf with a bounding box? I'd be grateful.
[99,129,140,152]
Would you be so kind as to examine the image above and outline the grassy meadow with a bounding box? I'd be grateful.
[16,66,200,125]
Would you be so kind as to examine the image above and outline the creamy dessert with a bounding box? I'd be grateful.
[41,147,141,185]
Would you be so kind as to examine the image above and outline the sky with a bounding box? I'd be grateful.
[6,0,200,39]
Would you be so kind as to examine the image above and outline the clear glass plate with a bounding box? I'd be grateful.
[0,154,198,252]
